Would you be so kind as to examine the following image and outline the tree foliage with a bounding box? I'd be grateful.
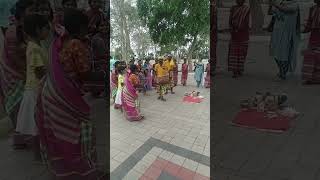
[111,0,154,60]
[136,0,209,58]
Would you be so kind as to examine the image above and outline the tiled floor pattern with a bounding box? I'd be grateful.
[111,137,210,179]
[110,73,210,179]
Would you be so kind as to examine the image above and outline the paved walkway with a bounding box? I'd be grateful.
[213,38,320,180]
[110,73,210,179]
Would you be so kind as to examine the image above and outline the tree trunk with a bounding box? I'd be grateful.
[249,0,264,33]
[114,0,132,62]
[187,35,198,72]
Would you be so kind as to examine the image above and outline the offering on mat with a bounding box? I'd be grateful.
[184,91,200,97]
[240,92,288,112]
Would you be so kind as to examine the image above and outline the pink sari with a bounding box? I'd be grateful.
[36,38,101,180]
[181,63,188,86]
[122,73,143,121]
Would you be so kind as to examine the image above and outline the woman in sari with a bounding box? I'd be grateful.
[270,0,300,80]
[152,58,158,88]
[194,59,205,88]
[111,61,119,104]
[204,60,211,88]
[0,0,36,148]
[181,58,188,86]
[136,59,146,95]
[143,59,152,91]
[122,65,144,121]
[227,0,250,78]
[35,9,105,179]
[301,0,320,84]
[172,59,178,86]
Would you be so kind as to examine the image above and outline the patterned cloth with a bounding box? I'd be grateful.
[302,5,320,83]
[181,63,188,86]
[227,41,249,74]
[228,4,250,74]
[60,39,90,78]
[122,73,143,121]
[0,25,26,128]
[36,38,100,179]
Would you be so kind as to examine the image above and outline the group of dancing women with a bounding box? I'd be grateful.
[110,56,211,121]
[0,0,107,179]
[213,0,320,84]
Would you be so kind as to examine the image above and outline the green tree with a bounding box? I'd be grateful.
[136,0,209,61]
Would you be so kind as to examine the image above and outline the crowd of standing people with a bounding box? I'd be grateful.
[110,55,211,121]
[0,0,107,179]
[213,0,320,84]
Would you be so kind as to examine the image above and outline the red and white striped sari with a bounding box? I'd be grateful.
[227,5,250,75]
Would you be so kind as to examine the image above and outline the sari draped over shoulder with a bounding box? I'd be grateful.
[181,63,188,85]
[0,25,26,122]
[122,73,143,121]
[302,5,320,83]
[228,5,250,74]
[36,38,100,179]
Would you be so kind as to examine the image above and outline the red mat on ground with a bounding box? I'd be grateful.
[232,110,293,132]
[183,96,202,103]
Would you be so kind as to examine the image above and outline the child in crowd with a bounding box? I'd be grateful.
[16,14,49,160]
[114,66,125,110]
